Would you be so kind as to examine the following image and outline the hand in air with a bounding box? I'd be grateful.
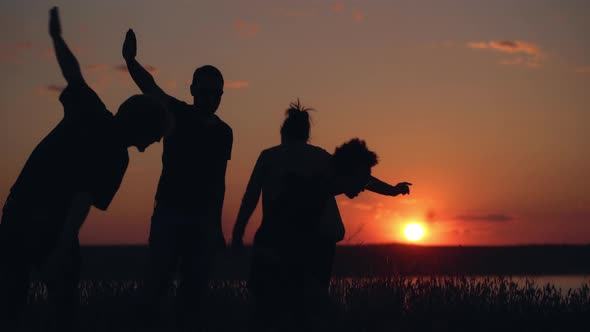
[122,29,137,61]
[395,182,412,195]
[49,7,61,39]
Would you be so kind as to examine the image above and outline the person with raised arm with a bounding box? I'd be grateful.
[0,8,169,331]
[122,29,232,328]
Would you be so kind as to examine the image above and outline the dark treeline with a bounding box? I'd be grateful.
[39,244,590,280]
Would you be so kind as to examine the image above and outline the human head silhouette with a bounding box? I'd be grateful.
[190,65,224,115]
[332,139,378,198]
[115,94,172,152]
[280,99,312,144]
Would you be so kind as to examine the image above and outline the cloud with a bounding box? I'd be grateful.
[163,81,177,90]
[454,214,513,223]
[498,57,540,68]
[34,84,65,95]
[85,64,111,72]
[39,45,84,61]
[352,9,366,22]
[225,80,249,89]
[467,40,540,55]
[330,3,366,22]
[0,41,33,63]
[575,66,590,73]
[330,2,346,13]
[467,40,543,68]
[113,64,158,74]
[234,20,260,39]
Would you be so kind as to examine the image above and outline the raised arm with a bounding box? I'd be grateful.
[49,7,84,86]
[122,29,170,102]
[231,154,265,251]
[366,176,412,196]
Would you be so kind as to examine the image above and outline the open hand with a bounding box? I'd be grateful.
[122,29,137,61]
[49,7,61,39]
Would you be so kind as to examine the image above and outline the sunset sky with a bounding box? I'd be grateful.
[1,0,589,246]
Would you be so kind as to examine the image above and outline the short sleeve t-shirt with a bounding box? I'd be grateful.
[6,83,129,232]
[154,97,233,213]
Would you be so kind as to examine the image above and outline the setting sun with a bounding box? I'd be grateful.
[404,223,425,242]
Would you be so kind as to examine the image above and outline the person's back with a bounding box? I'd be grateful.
[259,144,330,217]
[7,85,125,228]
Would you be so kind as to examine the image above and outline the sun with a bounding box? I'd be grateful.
[404,223,425,241]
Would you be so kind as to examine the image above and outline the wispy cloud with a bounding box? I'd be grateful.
[39,45,84,60]
[352,9,366,22]
[0,41,33,63]
[467,40,540,55]
[113,64,158,74]
[34,84,65,95]
[234,20,260,39]
[85,64,111,72]
[225,80,250,89]
[467,40,543,68]
[330,2,346,13]
[575,66,590,73]
[455,214,513,223]
[330,2,366,22]
[163,81,177,90]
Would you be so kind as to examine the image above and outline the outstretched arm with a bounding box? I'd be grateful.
[49,7,84,86]
[231,155,265,250]
[122,29,170,102]
[366,176,412,196]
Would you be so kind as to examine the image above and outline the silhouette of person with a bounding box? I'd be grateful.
[231,101,411,331]
[0,7,169,332]
[122,29,232,328]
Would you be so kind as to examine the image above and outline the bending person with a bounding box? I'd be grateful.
[0,7,168,331]
[231,101,411,331]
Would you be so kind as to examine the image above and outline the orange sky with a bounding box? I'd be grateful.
[1,0,589,245]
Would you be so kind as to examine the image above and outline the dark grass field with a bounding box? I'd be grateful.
[18,245,590,331]
[21,276,590,331]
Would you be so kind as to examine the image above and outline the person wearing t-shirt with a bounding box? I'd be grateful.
[0,8,169,331]
[122,29,232,326]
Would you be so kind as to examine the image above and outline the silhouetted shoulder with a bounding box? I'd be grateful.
[215,116,233,140]
[164,96,192,115]
[60,82,109,122]
[214,115,232,131]
[260,145,282,155]
[308,144,332,158]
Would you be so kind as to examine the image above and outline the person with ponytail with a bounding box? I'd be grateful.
[231,100,411,331]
